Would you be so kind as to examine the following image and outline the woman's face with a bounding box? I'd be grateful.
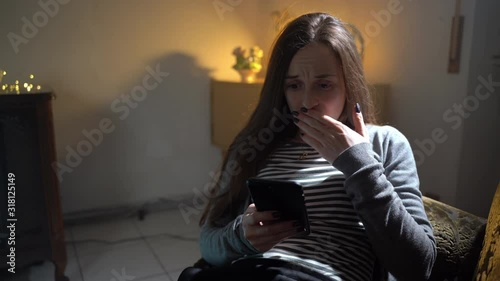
[284,42,346,126]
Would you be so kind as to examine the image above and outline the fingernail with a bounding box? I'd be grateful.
[293,117,299,123]
[355,103,361,113]
[292,111,299,116]
[300,107,308,113]
[272,211,281,218]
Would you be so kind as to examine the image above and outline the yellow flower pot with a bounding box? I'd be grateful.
[237,69,259,83]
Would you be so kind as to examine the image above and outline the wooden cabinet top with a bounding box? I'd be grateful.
[0,92,53,104]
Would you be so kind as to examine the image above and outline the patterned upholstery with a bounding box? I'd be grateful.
[423,197,487,281]
[474,183,500,281]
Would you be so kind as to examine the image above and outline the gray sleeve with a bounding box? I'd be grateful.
[332,129,436,281]
[199,205,260,267]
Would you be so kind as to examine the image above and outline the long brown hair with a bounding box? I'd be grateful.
[200,12,377,226]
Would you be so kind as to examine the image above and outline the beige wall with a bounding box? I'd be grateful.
[0,0,258,213]
[0,0,495,216]
[455,0,500,217]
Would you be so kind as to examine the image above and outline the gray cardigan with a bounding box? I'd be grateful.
[199,125,437,281]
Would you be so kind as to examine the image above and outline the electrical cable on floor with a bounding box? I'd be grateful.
[63,196,194,226]
[65,231,198,245]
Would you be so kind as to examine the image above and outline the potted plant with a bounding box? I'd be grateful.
[232,46,263,83]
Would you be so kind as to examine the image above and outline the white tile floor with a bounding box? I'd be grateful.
[3,208,201,281]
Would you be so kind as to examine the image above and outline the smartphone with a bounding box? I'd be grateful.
[246,177,310,236]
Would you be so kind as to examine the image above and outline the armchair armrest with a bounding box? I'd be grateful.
[423,196,486,281]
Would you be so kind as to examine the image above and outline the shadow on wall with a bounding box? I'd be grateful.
[59,52,216,216]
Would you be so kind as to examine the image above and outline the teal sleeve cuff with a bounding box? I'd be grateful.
[233,214,261,254]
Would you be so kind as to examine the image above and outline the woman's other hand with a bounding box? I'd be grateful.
[294,103,370,164]
[241,203,304,252]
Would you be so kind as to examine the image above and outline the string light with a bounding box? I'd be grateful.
[0,71,43,94]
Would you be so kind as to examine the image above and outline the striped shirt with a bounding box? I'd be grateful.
[201,125,436,281]
[256,141,376,281]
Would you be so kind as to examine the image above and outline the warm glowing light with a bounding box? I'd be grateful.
[0,71,42,94]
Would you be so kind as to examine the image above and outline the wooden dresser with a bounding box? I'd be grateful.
[0,92,68,280]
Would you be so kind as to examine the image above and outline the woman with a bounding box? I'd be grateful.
[189,12,436,281]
